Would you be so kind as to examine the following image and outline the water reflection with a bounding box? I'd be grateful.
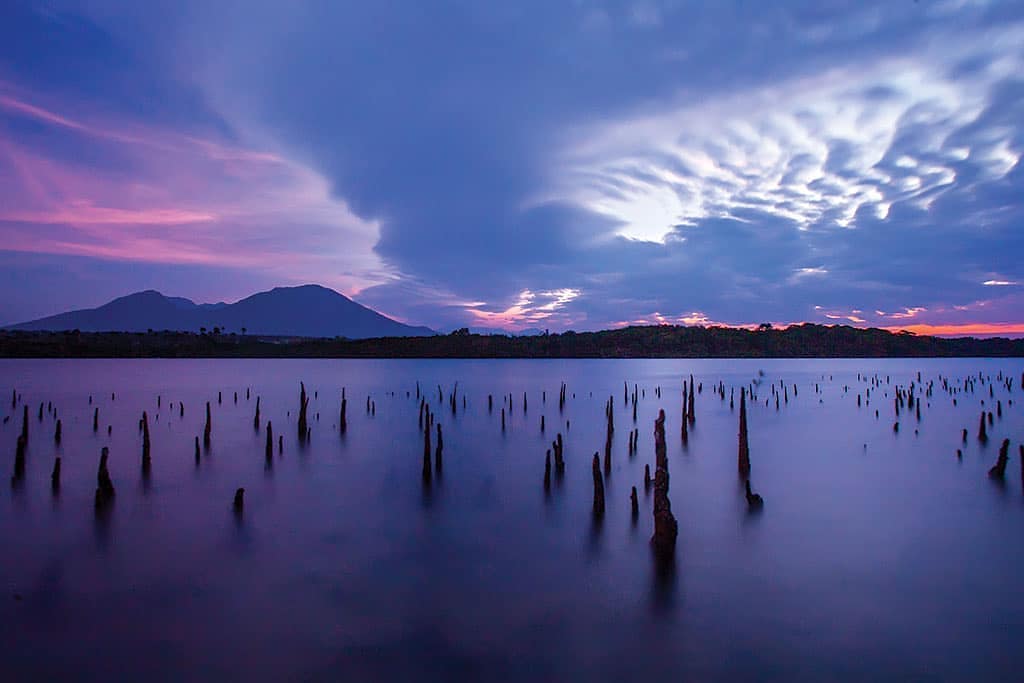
[230,506,253,556]
[93,504,113,552]
[588,509,605,557]
[649,549,678,617]
[420,473,434,510]
[0,358,1022,682]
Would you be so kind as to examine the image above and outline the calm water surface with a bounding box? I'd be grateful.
[1,358,1022,682]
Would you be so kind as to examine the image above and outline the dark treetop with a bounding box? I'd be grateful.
[1,324,1021,358]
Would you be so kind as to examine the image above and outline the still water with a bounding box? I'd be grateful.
[1,358,1022,682]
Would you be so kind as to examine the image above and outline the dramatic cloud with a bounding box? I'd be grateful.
[1,0,1022,333]
[554,31,1020,241]
[0,84,389,311]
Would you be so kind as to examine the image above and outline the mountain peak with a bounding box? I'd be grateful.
[265,284,348,298]
[8,285,434,338]
[117,289,167,300]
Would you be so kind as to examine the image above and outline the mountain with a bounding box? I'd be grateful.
[8,285,434,339]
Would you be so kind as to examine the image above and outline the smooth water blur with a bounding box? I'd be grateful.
[1,358,1022,682]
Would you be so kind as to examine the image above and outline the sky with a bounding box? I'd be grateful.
[1,0,1022,335]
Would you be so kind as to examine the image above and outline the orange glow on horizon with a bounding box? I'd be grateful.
[880,323,1024,337]
[605,319,1024,338]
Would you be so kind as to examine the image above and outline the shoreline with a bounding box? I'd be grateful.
[2,324,1022,359]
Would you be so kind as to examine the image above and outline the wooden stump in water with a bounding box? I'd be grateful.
[988,439,1010,480]
[738,388,751,477]
[204,402,212,448]
[592,453,605,518]
[651,410,677,556]
[95,447,115,509]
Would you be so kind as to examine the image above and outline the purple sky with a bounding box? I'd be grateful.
[1,1,1023,335]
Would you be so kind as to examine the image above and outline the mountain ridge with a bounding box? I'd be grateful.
[7,284,434,339]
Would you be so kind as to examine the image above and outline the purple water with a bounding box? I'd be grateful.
[1,358,1022,682]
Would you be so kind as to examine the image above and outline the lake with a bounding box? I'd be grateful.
[1,358,1022,682]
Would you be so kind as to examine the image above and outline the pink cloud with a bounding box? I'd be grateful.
[0,87,388,298]
[464,288,584,330]
[2,203,215,225]
[0,94,88,132]
[887,306,927,320]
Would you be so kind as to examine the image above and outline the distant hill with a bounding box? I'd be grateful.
[7,285,434,339]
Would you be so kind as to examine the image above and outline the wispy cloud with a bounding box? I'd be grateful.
[0,89,388,298]
[465,288,583,330]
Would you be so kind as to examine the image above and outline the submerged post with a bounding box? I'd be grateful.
[738,388,751,477]
[204,402,212,448]
[651,409,677,556]
[435,423,443,473]
[339,395,347,434]
[544,451,551,491]
[688,376,695,425]
[298,383,309,442]
[95,447,115,509]
[988,439,1010,480]
[141,411,151,468]
[592,453,605,518]
[422,419,432,482]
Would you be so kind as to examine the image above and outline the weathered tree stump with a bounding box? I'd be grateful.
[266,422,274,462]
[298,383,309,442]
[592,453,605,518]
[988,439,1010,480]
[204,402,212,448]
[738,388,751,476]
[95,447,115,509]
[651,410,678,556]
